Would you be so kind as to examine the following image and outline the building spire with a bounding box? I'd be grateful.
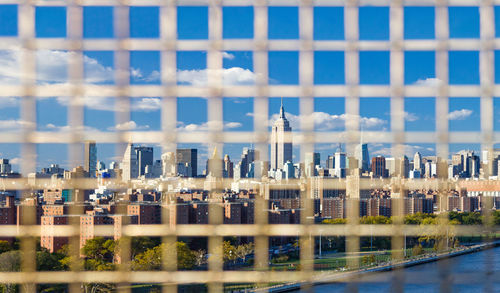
[279,97,285,119]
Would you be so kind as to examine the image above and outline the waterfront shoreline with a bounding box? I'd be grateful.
[254,240,500,293]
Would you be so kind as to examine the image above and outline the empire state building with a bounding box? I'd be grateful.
[271,101,293,170]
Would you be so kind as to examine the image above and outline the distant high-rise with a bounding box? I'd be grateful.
[206,147,224,178]
[84,141,97,177]
[334,146,347,178]
[121,143,139,181]
[239,148,258,178]
[270,100,292,170]
[224,154,234,178]
[354,143,370,171]
[0,159,12,174]
[135,146,154,177]
[176,149,198,177]
[161,152,177,177]
[400,156,410,178]
[326,155,335,169]
[413,152,422,171]
[305,152,320,177]
[372,156,387,178]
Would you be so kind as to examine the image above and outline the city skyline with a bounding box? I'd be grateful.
[0,6,496,171]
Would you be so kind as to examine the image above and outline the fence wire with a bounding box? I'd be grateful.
[0,1,497,293]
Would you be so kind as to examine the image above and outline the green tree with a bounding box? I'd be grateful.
[132,242,196,271]
[493,211,500,225]
[81,238,117,293]
[36,249,65,271]
[130,237,161,258]
[361,254,376,265]
[322,218,347,224]
[412,244,423,256]
[81,237,116,271]
[223,241,237,264]
[235,243,254,263]
[360,216,391,224]
[193,249,207,267]
[0,250,21,293]
[0,241,12,254]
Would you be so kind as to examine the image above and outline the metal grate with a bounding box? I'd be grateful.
[0,0,497,292]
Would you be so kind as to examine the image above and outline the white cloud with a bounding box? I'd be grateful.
[270,112,387,131]
[9,157,20,165]
[54,96,162,113]
[43,124,98,132]
[371,144,435,157]
[269,112,386,131]
[177,67,257,86]
[0,97,19,108]
[447,109,473,120]
[222,52,235,60]
[414,78,442,87]
[0,48,163,86]
[0,119,34,130]
[0,49,116,84]
[176,121,243,132]
[359,116,387,129]
[224,122,242,129]
[404,111,419,122]
[108,121,150,131]
[131,98,161,112]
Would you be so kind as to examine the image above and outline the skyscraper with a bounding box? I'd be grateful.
[413,152,422,171]
[372,156,387,178]
[334,146,346,178]
[135,146,154,177]
[304,152,320,177]
[206,147,223,178]
[239,148,258,178]
[176,149,198,177]
[224,154,234,178]
[326,155,335,169]
[355,143,370,172]
[84,141,97,177]
[270,100,292,170]
[121,143,139,181]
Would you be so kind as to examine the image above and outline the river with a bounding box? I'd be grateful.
[299,246,500,292]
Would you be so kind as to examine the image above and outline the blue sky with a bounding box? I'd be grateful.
[0,5,495,172]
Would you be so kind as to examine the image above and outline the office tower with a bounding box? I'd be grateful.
[161,152,177,177]
[121,143,139,181]
[224,154,234,178]
[96,161,105,171]
[0,159,12,174]
[326,155,335,169]
[84,140,97,177]
[334,146,346,178]
[469,155,480,177]
[109,161,118,169]
[347,156,358,171]
[206,147,224,178]
[371,156,387,178]
[176,149,198,177]
[304,152,320,177]
[413,152,422,171]
[424,161,432,178]
[284,161,295,179]
[240,148,258,178]
[400,156,410,178]
[270,100,292,170]
[135,146,154,177]
[355,143,370,171]
[385,157,395,176]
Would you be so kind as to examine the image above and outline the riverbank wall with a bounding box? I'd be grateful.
[255,240,500,293]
